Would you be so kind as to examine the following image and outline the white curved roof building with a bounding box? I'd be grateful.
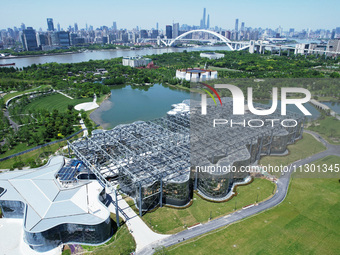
[200,52,225,59]
[0,156,112,252]
[176,68,218,82]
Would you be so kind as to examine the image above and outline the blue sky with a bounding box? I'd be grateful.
[1,0,339,31]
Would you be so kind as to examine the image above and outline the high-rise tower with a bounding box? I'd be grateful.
[47,18,54,31]
[235,19,239,32]
[202,8,206,29]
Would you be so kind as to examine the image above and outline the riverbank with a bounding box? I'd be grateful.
[0,46,164,60]
[0,50,80,59]
[0,45,233,69]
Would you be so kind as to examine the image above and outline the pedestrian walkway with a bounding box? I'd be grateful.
[56,90,74,99]
[106,189,170,252]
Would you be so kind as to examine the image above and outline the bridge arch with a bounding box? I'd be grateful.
[167,29,234,51]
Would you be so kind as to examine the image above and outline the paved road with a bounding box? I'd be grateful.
[137,132,340,255]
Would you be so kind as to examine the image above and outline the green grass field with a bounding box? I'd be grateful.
[3,85,52,103]
[307,116,340,145]
[260,133,326,173]
[0,141,67,169]
[157,157,340,255]
[81,224,136,255]
[24,93,92,113]
[128,178,275,234]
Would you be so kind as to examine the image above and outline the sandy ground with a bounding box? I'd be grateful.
[89,100,113,130]
[74,101,99,111]
[74,94,99,111]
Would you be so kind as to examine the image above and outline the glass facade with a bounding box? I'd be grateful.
[0,200,25,218]
[270,133,289,154]
[136,181,160,211]
[24,218,112,252]
[198,171,231,198]
[163,179,191,207]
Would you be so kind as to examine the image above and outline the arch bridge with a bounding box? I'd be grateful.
[158,29,250,51]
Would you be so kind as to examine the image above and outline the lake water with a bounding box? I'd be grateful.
[91,85,321,130]
[0,45,230,69]
[321,101,340,114]
[90,84,200,129]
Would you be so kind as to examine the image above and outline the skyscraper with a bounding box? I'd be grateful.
[47,18,54,31]
[235,19,239,32]
[21,23,26,31]
[21,27,38,51]
[241,22,245,32]
[202,8,206,29]
[156,22,159,31]
[74,23,78,32]
[166,25,172,39]
[57,23,61,32]
[207,15,210,29]
[113,22,117,31]
[173,23,179,38]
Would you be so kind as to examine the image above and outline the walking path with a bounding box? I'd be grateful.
[75,94,99,137]
[106,189,170,252]
[5,86,42,108]
[78,114,88,137]
[55,90,74,99]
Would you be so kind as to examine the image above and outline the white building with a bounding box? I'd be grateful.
[122,56,152,67]
[176,68,218,82]
[200,52,225,59]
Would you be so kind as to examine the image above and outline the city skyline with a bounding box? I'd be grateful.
[1,0,339,31]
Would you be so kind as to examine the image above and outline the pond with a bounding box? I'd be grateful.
[90,84,199,129]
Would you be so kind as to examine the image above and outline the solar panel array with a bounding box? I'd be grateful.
[58,160,82,182]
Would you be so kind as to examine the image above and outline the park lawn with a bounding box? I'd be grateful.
[310,155,340,165]
[133,178,275,234]
[307,116,340,145]
[90,225,135,255]
[158,164,340,254]
[293,155,340,178]
[0,130,85,169]
[0,140,67,169]
[24,93,92,113]
[3,85,52,102]
[259,133,326,173]
[81,217,136,255]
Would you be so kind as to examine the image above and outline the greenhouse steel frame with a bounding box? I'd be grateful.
[68,98,305,220]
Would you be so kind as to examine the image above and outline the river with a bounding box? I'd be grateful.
[0,46,230,69]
